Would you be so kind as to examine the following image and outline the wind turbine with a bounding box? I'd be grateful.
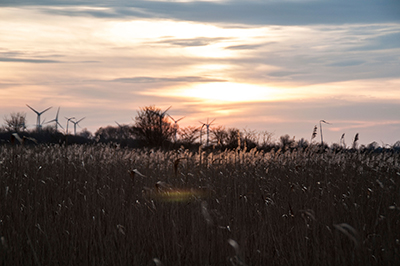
[65,117,75,135]
[319,120,331,145]
[168,114,184,142]
[71,117,85,135]
[46,107,64,132]
[26,104,52,131]
[199,118,215,147]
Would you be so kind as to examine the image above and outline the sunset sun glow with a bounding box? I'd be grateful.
[175,83,281,103]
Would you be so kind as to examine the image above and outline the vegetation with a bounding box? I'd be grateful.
[0,144,399,265]
[3,112,27,133]
[2,106,398,151]
[132,106,175,146]
[1,105,399,265]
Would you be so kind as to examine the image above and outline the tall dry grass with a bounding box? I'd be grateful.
[0,144,399,265]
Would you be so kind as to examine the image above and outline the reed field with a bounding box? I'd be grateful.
[0,144,399,265]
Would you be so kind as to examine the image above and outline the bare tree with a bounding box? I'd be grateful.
[79,128,93,139]
[211,125,228,146]
[242,128,258,149]
[3,112,27,132]
[178,126,199,145]
[95,125,132,142]
[226,128,241,149]
[279,134,295,149]
[133,106,174,146]
[260,130,274,147]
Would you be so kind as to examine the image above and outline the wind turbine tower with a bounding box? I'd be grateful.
[199,118,215,147]
[46,107,64,132]
[65,117,75,135]
[71,117,85,135]
[168,114,184,142]
[26,104,52,131]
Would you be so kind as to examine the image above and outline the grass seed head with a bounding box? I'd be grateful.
[333,223,360,248]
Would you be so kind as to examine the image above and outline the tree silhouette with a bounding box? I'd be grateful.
[3,112,27,132]
[133,106,174,146]
[178,126,199,145]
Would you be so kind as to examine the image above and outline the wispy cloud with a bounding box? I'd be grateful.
[155,37,228,47]
[110,76,227,83]
[349,31,400,51]
[0,58,62,63]
[327,60,365,67]
[4,0,399,26]
[224,43,265,50]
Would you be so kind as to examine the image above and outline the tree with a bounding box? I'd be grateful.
[94,125,132,142]
[79,128,93,139]
[225,128,241,149]
[259,130,274,148]
[133,106,174,146]
[211,125,228,146]
[3,112,27,132]
[296,138,309,149]
[279,134,295,149]
[178,126,199,145]
[242,128,258,149]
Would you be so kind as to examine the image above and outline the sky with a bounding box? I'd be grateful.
[1,0,400,146]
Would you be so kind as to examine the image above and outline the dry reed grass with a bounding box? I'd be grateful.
[0,143,399,265]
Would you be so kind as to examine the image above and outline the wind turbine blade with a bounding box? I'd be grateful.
[57,121,64,129]
[209,119,216,125]
[26,104,39,114]
[167,114,175,121]
[176,117,185,123]
[40,106,52,115]
[56,107,60,119]
[162,106,172,116]
[77,117,85,123]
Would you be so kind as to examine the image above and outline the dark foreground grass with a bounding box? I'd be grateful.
[0,144,399,265]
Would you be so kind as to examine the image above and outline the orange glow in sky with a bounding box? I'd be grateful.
[156,83,283,103]
[1,3,400,145]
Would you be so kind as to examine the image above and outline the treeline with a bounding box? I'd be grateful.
[2,106,400,152]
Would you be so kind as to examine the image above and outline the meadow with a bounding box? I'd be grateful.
[0,144,399,265]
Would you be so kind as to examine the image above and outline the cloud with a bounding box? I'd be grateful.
[0,83,20,89]
[350,31,400,51]
[266,71,303,77]
[0,57,62,63]
[327,60,365,67]
[224,44,265,50]
[2,0,399,26]
[217,23,400,84]
[155,37,228,47]
[110,76,227,83]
